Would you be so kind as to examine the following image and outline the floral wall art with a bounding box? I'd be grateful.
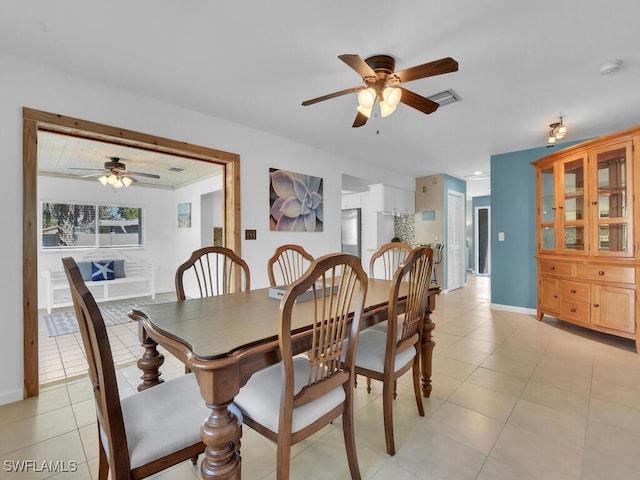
[269,168,324,231]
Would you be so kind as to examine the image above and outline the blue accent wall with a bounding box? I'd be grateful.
[443,174,467,287]
[490,140,584,309]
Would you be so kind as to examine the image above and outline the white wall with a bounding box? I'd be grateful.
[0,52,414,405]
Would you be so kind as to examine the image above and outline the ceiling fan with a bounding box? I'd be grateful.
[301,54,458,127]
[71,157,160,187]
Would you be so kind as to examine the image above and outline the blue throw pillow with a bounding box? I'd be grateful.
[91,261,115,281]
[77,261,93,281]
[113,259,125,278]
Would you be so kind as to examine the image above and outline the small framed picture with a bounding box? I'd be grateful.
[178,202,191,228]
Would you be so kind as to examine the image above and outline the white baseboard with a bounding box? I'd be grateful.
[490,303,537,316]
[0,387,23,406]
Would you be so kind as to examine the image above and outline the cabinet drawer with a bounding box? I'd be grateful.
[539,261,574,277]
[575,264,635,284]
[561,300,590,324]
[561,281,590,303]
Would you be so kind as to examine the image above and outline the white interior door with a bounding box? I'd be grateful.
[447,190,465,291]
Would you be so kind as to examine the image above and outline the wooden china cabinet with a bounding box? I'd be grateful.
[533,125,640,352]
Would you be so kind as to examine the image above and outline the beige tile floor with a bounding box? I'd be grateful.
[38,293,177,385]
[5,276,640,479]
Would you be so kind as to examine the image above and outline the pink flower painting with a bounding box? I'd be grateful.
[269,168,323,231]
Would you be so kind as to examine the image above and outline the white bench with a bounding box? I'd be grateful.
[42,262,155,314]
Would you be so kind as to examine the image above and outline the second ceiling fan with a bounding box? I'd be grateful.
[302,54,458,127]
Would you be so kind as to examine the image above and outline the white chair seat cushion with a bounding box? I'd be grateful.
[368,313,404,336]
[354,329,416,374]
[234,356,345,434]
[102,373,241,470]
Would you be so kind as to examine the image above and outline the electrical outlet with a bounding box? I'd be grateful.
[245,229,257,240]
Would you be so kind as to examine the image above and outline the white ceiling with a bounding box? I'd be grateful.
[3,1,640,197]
[37,131,223,189]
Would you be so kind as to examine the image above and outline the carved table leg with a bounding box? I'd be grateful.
[420,313,435,397]
[200,403,242,480]
[137,325,164,391]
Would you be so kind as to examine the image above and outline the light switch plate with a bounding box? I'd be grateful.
[245,229,257,240]
[498,232,505,241]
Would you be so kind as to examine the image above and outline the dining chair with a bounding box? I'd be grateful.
[353,246,433,455]
[175,246,250,300]
[267,243,314,287]
[61,256,242,480]
[175,246,250,374]
[368,241,412,280]
[234,253,368,480]
[363,241,413,392]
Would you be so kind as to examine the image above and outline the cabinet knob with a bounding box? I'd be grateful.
[593,303,600,308]
[559,206,564,209]
[591,201,598,205]
[549,266,556,270]
[570,289,577,294]
[570,308,576,313]
[598,271,605,276]
[553,295,558,298]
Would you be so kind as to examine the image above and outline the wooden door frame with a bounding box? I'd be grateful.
[23,108,241,398]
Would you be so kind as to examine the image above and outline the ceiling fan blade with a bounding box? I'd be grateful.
[338,54,377,80]
[126,171,160,179]
[301,86,361,106]
[69,167,105,171]
[352,111,368,128]
[80,172,104,178]
[393,57,458,84]
[398,87,440,114]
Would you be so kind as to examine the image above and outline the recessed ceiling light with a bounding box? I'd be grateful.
[600,60,623,75]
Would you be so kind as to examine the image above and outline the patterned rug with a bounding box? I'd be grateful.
[43,298,167,337]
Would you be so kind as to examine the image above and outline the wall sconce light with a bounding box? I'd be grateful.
[547,115,567,146]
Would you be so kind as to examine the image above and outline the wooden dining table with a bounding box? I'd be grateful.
[129,279,440,480]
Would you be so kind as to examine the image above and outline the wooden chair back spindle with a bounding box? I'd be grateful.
[267,244,314,287]
[176,246,250,300]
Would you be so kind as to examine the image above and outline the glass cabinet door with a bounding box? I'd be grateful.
[539,166,556,251]
[590,141,633,256]
[560,156,587,253]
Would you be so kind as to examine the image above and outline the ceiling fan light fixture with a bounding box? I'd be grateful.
[121,176,133,187]
[357,87,376,109]
[379,98,397,117]
[107,173,118,185]
[356,104,373,118]
[382,86,402,108]
[98,175,109,186]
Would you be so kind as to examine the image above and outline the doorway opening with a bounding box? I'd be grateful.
[474,206,491,275]
[23,108,241,398]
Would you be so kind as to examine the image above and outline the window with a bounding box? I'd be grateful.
[42,202,143,249]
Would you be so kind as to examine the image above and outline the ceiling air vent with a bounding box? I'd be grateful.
[427,89,461,107]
